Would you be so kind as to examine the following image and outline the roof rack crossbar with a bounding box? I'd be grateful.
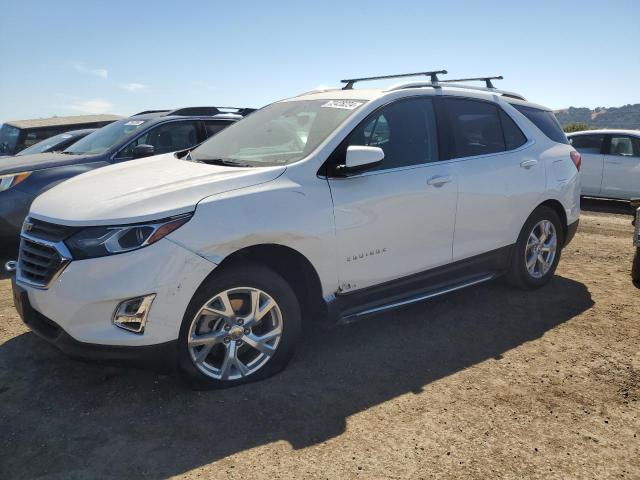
[341,70,447,90]
[440,76,504,89]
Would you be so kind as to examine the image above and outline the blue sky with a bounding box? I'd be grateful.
[1,0,638,122]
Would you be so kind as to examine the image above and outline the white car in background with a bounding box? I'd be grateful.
[568,129,640,200]
[11,72,581,388]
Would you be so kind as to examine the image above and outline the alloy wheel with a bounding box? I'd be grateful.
[187,287,283,381]
[524,219,557,279]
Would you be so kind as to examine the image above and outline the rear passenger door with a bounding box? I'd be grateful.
[443,98,545,261]
[601,134,640,199]
[569,134,605,196]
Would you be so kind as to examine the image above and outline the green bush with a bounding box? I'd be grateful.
[563,122,591,133]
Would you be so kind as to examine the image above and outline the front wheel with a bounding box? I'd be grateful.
[506,206,564,289]
[178,264,301,389]
[632,248,640,288]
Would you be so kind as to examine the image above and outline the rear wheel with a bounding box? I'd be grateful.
[506,206,564,289]
[178,264,301,389]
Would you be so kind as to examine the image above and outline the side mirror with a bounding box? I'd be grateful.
[132,144,155,159]
[339,146,384,175]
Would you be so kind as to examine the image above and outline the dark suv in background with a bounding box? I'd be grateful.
[0,114,121,157]
[15,129,97,156]
[0,106,253,250]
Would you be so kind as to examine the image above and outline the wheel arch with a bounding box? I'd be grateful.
[214,243,327,325]
[537,198,568,241]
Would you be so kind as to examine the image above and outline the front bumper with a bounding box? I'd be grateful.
[14,238,216,352]
[0,188,34,247]
[13,279,177,370]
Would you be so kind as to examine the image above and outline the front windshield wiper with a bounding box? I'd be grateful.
[195,157,254,167]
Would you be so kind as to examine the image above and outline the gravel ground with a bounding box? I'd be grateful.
[0,201,638,479]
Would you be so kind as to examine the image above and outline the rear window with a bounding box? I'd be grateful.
[569,134,604,154]
[512,105,568,144]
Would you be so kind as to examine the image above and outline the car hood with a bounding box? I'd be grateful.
[29,153,286,226]
[0,152,98,175]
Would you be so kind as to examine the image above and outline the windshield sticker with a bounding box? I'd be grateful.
[321,100,364,110]
[124,120,145,126]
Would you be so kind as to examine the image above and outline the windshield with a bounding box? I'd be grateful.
[17,132,75,155]
[64,119,149,155]
[0,124,20,155]
[190,99,366,166]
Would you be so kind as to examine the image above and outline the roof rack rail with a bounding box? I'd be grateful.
[440,76,526,100]
[385,77,526,101]
[440,76,503,89]
[132,110,171,116]
[164,107,256,117]
[341,70,447,90]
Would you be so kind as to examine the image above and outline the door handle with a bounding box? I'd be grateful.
[427,175,453,187]
[520,159,538,169]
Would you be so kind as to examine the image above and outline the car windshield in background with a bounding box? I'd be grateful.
[64,119,149,155]
[17,132,74,155]
[0,124,20,155]
[190,99,366,166]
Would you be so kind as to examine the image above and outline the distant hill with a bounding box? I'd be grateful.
[554,104,640,129]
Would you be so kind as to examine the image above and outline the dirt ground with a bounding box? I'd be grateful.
[0,200,638,479]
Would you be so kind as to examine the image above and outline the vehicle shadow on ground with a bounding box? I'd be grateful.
[0,276,593,478]
[581,197,635,216]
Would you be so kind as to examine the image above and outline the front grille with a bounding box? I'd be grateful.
[24,217,76,242]
[18,238,68,287]
[17,218,75,288]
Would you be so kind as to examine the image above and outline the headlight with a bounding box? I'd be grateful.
[0,172,31,192]
[66,213,192,260]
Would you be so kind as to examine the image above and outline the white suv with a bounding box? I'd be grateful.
[567,129,640,200]
[11,72,581,388]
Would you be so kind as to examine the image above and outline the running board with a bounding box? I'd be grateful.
[338,273,496,325]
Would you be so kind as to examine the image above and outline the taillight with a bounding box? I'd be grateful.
[570,150,582,171]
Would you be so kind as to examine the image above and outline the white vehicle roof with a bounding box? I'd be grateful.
[567,129,640,137]
[288,83,551,111]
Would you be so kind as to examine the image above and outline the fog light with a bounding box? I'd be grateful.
[112,294,156,334]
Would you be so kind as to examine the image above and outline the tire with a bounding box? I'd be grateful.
[506,206,564,290]
[178,263,301,389]
[632,248,640,288]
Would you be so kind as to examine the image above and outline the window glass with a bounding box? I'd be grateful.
[204,121,231,139]
[499,110,527,150]
[0,124,20,155]
[445,98,505,158]
[346,98,438,170]
[118,121,199,158]
[512,104,569,144]
[17,132,75,155]
[191,99,366,166]
[569,134,604,154]
[67,119,149,155]
[608,136,640,157]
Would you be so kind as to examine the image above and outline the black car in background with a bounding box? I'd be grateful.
[14,129,96,156]
[0,106,253,250]
[0,114,121,157]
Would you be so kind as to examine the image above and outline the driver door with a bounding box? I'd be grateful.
[327,98,457,292]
